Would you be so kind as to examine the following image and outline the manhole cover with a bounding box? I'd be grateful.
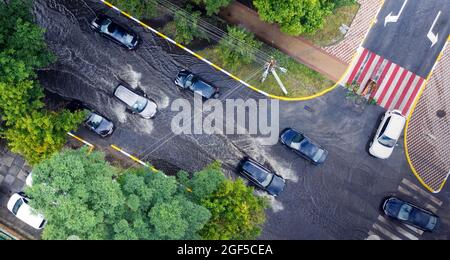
[436,110,446,118]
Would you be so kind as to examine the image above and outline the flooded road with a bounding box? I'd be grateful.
[31,0,449,240]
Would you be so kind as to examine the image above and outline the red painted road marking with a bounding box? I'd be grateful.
[372,60,393,99]
[357,52,377,84]
[347,48,369,84]
[377,65,401,105]
[402,78,425,115]
[384,69,409,109]
[344,48,426,115]
[394,73,417,110]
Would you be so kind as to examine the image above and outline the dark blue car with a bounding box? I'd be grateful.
[382,197,439,232]
[91,15,140,50]
[279,128,328,165]
[238,158,286,196]
[175,70,219,99]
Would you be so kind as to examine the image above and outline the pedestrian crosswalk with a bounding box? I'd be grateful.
[365,178,443,240]
[343,48,425,116]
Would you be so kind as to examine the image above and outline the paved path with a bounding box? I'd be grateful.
[220,2,348,82]
[323,0,382,64]
[406,46,450,193]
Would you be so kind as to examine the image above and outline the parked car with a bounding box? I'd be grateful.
[175,70,220,99]
[114,84,158,119]
[7,193,46,230]
[369,110,406,159]
[238,157,286,196]
[90,15,140,50]
[66,100,115,137]
[84,111,115,137]
[382,196,439,232]
[279,128,328,165]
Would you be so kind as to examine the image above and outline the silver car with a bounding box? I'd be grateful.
[114,84,158,119]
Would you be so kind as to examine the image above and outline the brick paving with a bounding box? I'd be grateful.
[406,46,450,193]
[0,140,41,240]
[323,0,383,64]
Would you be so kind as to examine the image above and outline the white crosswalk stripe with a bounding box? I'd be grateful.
[401,178,443,206]
[366,178,442,240]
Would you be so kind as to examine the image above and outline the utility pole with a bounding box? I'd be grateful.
[262,57,288,95]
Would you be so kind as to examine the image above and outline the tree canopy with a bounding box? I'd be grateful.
[216,26,262,70]
[28,152,268,240]
[253,0,334,36]
[0,0,83,164]
[109,0,157,19]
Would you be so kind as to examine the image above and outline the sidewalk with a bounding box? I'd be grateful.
[220,2,348,82]
[0,140,40,240]
[406,46,450,193]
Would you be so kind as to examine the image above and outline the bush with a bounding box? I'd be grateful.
[216,26,262,70]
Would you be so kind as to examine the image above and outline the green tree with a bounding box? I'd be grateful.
[5,110,86,165]
[109,0,157,19]
[253,0,333,35]
[191,0,232,16]
[173,5,206,45]
[181,161,268,240]
[216,26,262,70]
[115,167,211,240]
[200,178,268,240]
[0,0,82,166]
[26,148,124,240]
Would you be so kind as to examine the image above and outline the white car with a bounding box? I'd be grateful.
[369,110,406,159]
[114,84,158,119]
[7,193,46,230]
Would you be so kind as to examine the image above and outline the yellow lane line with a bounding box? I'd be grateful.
[110,144,193,192]
[100,0,361,101]
[67,132,94,153]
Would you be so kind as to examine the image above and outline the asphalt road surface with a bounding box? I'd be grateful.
[29,0,450,240]
[364,0,450,78]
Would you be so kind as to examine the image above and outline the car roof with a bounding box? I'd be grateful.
[384,113,406,139]
[241,159,271,183]
[114,85,141,106]
[7,194,45,229]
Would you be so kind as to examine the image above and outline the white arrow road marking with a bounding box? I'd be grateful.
[385,0,408,27]
[427,11,442,47]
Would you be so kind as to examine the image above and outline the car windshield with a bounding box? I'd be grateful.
[132,98,148,113]
[12,198,23,215]
[86,114,103,129]
[100,19,112,33]
[398,204,413,221]
[289,134,305,150]
[243,161,272,187]
[378,134,396,148]
[185,75,195,89]
[312,149,324,162]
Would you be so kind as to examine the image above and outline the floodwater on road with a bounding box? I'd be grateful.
[30,0,449,240]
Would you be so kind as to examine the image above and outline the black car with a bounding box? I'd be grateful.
[238,158,286,196]
[279,128,328,165]
[175,70,220,99]
[91,15,140,50]
[84,111,115,138]
[382,197,439,232]
[65,100,114,138]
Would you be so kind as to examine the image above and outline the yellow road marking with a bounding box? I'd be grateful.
[67,132,94,153]
[100,0,375,101]
[110,144,193,192]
